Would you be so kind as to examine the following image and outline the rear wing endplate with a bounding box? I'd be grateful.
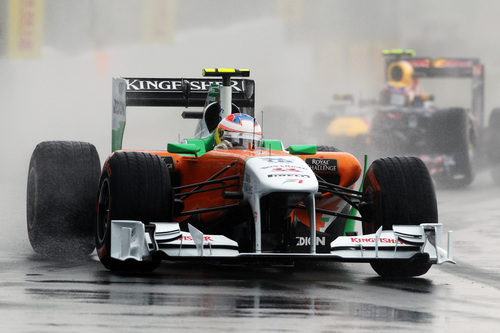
[112,77,255,152]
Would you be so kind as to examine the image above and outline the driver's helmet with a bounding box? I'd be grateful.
[215,113,262,149]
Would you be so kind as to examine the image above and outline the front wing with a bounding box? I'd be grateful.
[109,220,454,265]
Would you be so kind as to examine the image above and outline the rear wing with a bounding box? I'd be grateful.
[112,77,255,151]
[382,49,485,128]
[387,57,484,79]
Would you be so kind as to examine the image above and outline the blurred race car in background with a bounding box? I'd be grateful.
[26,68,453,278]
[319,49,499,188]
[310,94,377,159]
[370,49,484,188]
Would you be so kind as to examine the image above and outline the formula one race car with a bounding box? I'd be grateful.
[370,49,483,188]
[26,68,453,277]
[310,94,377,159]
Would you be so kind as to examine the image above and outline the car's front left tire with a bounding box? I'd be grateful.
[96,151,173,272]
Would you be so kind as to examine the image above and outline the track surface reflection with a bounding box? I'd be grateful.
[2,171,500,332]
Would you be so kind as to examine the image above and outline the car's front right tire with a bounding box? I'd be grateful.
[361,156,437,278]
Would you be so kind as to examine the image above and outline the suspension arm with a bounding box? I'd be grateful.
[296,204,365,222]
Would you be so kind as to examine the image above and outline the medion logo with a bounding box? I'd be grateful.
[296,236,326,246]
[125,79,243,92]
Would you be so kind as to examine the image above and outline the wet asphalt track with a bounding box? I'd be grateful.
[1,170,500,332]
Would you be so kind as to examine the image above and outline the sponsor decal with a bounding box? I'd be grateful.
[125,79,243,92]
[350,237,405,245]
[408,59,430,68]
[305,158,338,172]
[271,167,302,173]
[260,164,308,170]
[433,59,473,68]
[267,174,310,178]
[296,236,326,246]
[161,156,175,169]
[183,235,214,242]
[282,179,303,184]
[261,157,294,164]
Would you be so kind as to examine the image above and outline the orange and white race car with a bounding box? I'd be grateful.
[26,68,453,277]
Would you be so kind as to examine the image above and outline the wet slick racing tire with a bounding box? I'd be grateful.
[27,141,100,257]
[433,108,475,188]
[361,156,438,278]
[488,108,500,185]
[96,152,173,272]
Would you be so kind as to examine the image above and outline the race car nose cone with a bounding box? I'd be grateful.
[243,156,319,196]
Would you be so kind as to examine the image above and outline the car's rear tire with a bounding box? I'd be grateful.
[491,165,500,186]
[433,108,475,188]
[96,151,173,272]
[488,108,500,185]
[361,156,437,277]
[27,141,100,257]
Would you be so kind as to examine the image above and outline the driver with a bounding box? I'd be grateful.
[214,113,262,150]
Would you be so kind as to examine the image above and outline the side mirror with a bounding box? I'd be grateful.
[288,145,317,155]
[167,143,200,155]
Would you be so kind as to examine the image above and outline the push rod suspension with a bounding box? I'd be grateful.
[315,174,362,196]
[297,204,364,222]
[176,161,238,200]
[318,185,362,199]
[318,186,361,210]
[318,180,362,196]
[179,203,240,216]
[174,182,238,197]
[174,175,239,191]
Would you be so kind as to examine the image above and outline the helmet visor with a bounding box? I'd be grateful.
[224,131,262,149]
